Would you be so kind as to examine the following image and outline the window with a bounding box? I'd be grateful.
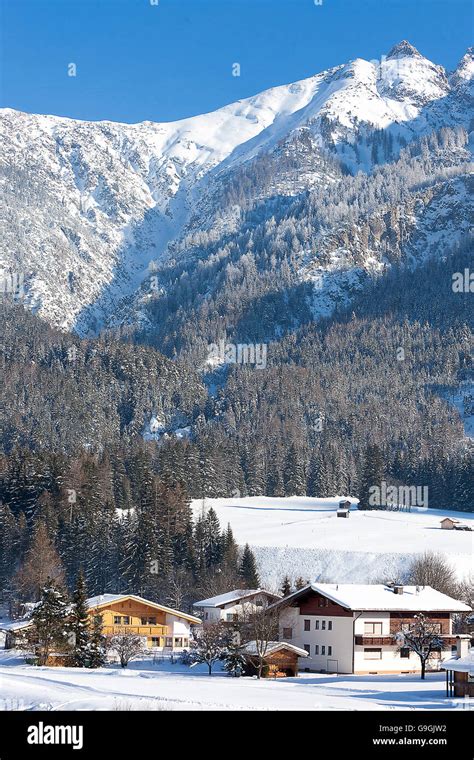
[174,637,183,648]
[315,620,320,630]
[321,645,326,655]
[113,616,121,625]
[205,612,209,620]
[364,622,383,635]
[322,620,326,630]
[255,600,263,607]
[364,648,382,660]
[304,619,311,631]
[226,614,234,622]
[328,646,332,656]
[304,644,311,655]
[148,617,157,625]
[122,616,130,625]
[328,621,332,631]
[315,645,319,655]
[283,627,293,640]
[165,637,172,647]
[400,648,410,659]
[151,637,161,646]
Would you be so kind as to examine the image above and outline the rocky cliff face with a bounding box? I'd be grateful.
[0,42,472,337]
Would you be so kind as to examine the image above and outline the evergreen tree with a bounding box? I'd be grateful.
[69,569,91,667]
[283,444,305,496]
[239,544,260,588]
[280,575,292,597]
[30,579,69,666]
[88,613,107,668]
[358,444,385,510]
[223,633,246,677]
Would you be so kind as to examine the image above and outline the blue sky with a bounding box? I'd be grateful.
[0,0,471,123]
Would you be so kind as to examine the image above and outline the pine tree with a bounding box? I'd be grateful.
[223,634,246,677]
[204,507,223,567]
[280,575,292,597]
[88,613,106,668]
[294,576,307,590]
[358,444,385,510]
[69,569,91,667]
[30,579,69,665]
[239,544,260,588]
[283,444,306,496]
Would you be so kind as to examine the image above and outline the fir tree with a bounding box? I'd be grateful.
[280,575,292,597]
[69,569,91,667]
[358,444,385,510]
[88,613,106,668]
[30,579,69,666]
[239,544,260,588]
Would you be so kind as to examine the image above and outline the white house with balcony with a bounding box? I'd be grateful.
[193,588,281,624]
[269,583,471,674]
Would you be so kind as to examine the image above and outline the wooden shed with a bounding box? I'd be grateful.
[442,640,474,698]
[440,517,460,530]
[242,641,309,677]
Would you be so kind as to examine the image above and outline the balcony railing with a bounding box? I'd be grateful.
[355,634,458,647]
[355,636,393,646]
[103,625,168,636]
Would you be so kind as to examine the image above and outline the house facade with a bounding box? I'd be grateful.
[1,593,201,653]
[193,588,281,624]
[86,594,201,650]
[270,583,471,675]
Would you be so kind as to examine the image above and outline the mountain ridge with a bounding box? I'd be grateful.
[0,42,472,336]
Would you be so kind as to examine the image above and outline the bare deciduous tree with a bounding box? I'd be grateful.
[408,551,458,597]
[394,613,444,680]
[239,601,280,679]
[106,629,145,668]
[190,622,229,675]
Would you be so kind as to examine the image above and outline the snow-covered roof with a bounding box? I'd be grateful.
[271,583,471,612]
[86,594,202,624]
[0,619,33,631]
[193,589,280,608]
[242,640,309,658]
[441,647,474,675]
[86,594,127,609]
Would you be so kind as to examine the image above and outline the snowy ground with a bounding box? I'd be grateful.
[191,498,473,587]
[0,651,469,712]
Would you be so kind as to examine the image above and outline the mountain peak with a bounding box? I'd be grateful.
[386,40,423,60]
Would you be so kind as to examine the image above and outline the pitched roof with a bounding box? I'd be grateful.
[242,640,309,658]
[193,588,280,608]
[270,583,471,613]
[0,619,33,632]
[87,594,202,624]
[441,647,474,675]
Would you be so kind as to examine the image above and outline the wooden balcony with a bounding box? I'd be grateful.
[355,634,458,647]
[103,625,168,636]
[354,636,395,646]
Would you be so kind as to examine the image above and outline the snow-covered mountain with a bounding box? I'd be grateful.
[0,41,472,334]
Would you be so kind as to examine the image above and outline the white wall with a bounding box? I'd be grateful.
[198,593,272,623]
[279,607,354,673]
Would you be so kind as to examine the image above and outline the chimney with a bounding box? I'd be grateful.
[455,635,471,659]
[393,585,404,595]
